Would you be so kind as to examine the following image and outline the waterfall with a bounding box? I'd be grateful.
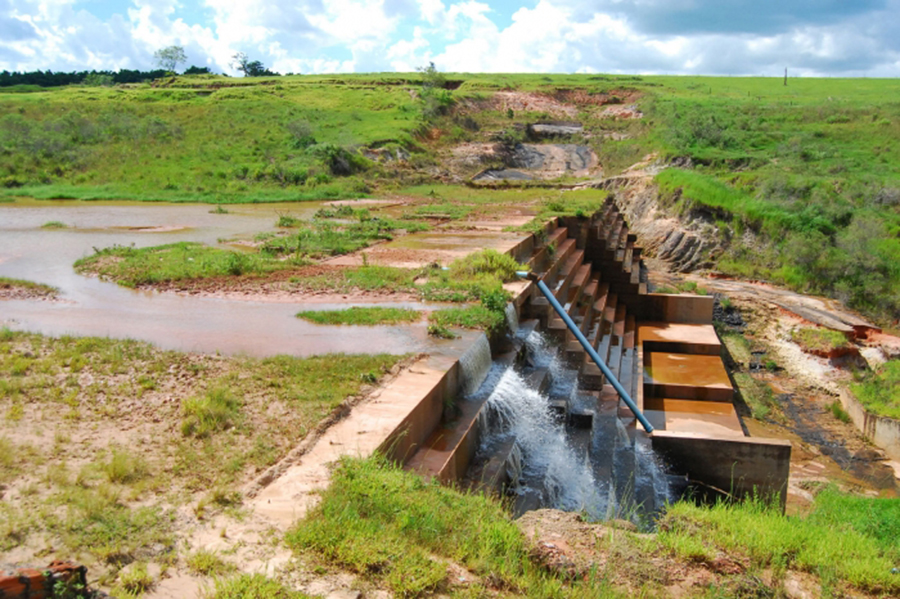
[504,303,519,334]
[479,339,609,519]
[458,333,492,397]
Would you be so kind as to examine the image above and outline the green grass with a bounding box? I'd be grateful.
[0,329,408,567]
[289,456,900,597]
[41,220,68,228]
[260,216,429,259]
[74,242,303,287]
[0,276,58,296]
[790,327,850,354]
[428,305,505,335]
[286,456,569,598]
[296,306,422,326]
[209,574,310,599]
[851,360,900,419]
[181,386,242,437]
[659,488,900,594]
[732,372,778,420]
[185,548,235,576]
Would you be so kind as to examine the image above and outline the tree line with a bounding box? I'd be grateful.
[0,66,212,88]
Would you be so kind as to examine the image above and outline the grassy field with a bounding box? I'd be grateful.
[0,328,405,590]
[4,72,899,320]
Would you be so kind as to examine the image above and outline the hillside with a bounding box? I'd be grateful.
[2,73,900,322]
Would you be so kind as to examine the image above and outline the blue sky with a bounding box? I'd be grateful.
[2,0,899,76]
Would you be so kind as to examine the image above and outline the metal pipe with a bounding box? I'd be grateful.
[519,271,654,433]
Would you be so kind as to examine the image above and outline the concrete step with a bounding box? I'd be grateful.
[642,352,734,402]
[638,322,722,356]
[466,436,517,495]
[527,226,570,272]
[643,397,745,438]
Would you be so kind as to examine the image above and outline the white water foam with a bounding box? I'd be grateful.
[505,303,519,334]
[481,361,608,518]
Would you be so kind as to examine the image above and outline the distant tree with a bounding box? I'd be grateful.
[184,65,212,75]
[231,52,277,77]
[154,45,187,73]
[416,62,453,121]
[83,72,114,87]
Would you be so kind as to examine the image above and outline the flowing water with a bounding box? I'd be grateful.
[475,328,672,525]
[0,199,432,357]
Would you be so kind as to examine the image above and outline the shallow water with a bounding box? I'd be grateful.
[0,199,432,357]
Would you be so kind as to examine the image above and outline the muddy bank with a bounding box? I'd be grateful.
[0,281,59,301]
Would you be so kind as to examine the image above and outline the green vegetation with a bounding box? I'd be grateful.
[296,306,422,326]
[0,276,57,297]
[181,386,242,437]
[428,305,505,335]
[851,360,900,419]
[259,216,429,259]
[0,329,406,572]
[0,77,424,203]
[791,326,850,354]
[41,220,68,228]
[653,279,708,295]
[660,488,900,594]
[185,548,235,576]
[287,456,567,598]
[732,372,778,420]
[209,574,310,599]
[829,400,852,423]
[74,242,301,287]
[648,79,900,323]
[289,456,900,597]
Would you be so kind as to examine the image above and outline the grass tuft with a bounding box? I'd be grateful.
[181,387,242,437]
[208,574,309,599]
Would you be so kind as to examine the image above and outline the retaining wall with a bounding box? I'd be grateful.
[839,389,900,462]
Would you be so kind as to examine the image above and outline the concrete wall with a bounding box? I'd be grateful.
[638,294,714,325]
[651,431,792,510]
[839,389,900,462]
[379,361,459,466]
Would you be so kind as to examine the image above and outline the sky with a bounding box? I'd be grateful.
[2,0,900,77]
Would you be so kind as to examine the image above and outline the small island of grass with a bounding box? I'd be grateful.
[296,306,422,326]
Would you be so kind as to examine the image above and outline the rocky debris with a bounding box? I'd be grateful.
[526,122,584,139]
[472,169,533,182]
[713,295,746,330]
[600,104,643,119]
[362,146,410,163]
[0,561,107,598]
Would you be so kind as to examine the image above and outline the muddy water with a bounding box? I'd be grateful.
[0,199,432,357]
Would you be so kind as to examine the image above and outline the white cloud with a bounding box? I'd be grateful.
[0,0,898,77]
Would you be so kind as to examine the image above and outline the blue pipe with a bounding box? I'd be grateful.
[518,271,654,433]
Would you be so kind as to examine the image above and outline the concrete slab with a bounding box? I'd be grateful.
[638,322,722,356]
[644,398,744,438]
[643,352,733,401]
